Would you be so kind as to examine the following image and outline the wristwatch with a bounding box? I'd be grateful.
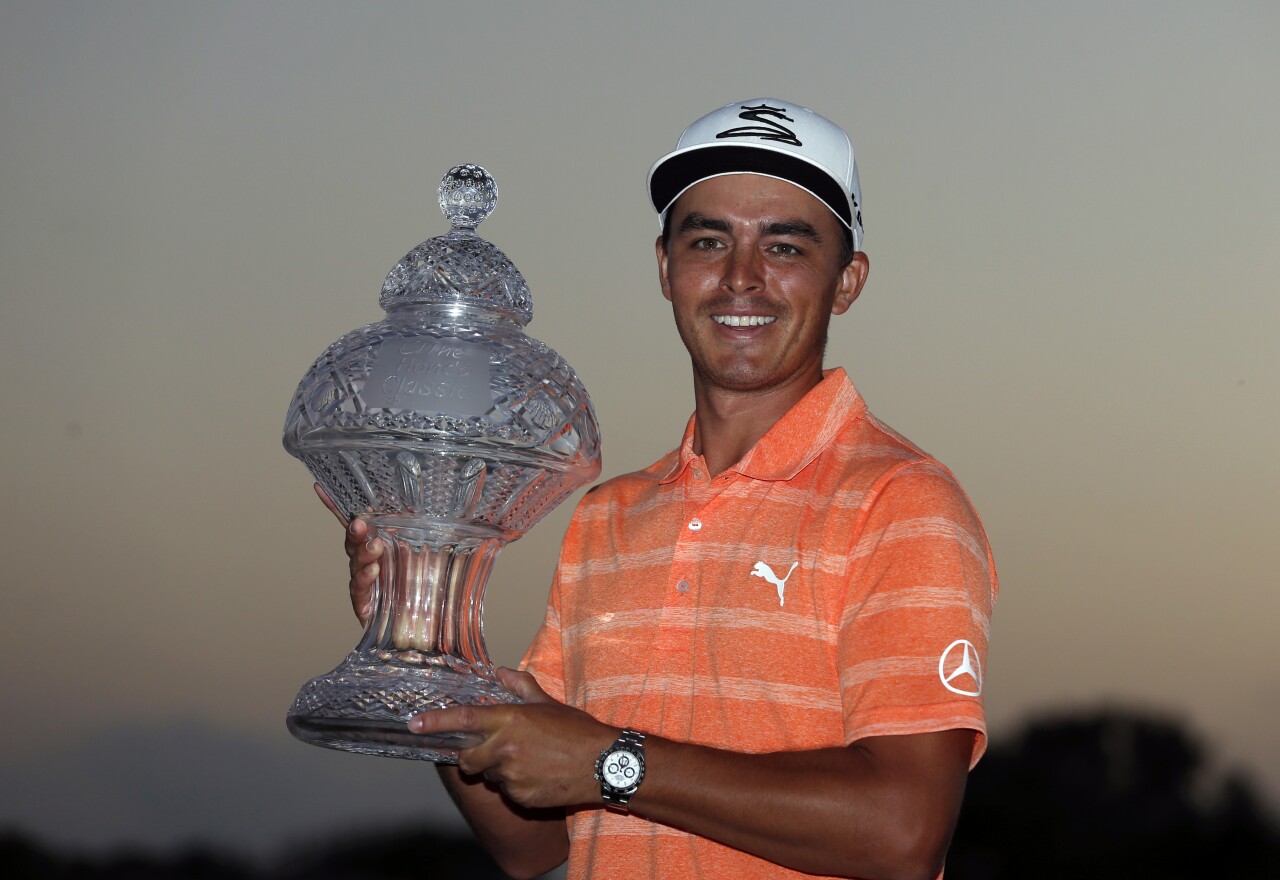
[594,729,646,811]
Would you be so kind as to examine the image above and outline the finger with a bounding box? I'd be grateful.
[345,520,386,568]
[339,518,381,626]
[348,528,384,566]
[456,743,500,781]
[350,561,378,623]
[408,705,501,737]
[496,668,553,704]
[314,483,349,527]
[344,517,368,555]
[352,557,380,586]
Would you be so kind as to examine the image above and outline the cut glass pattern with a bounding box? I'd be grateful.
[283,165,600,762]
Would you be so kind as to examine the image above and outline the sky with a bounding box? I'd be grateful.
[1,0,1277,859]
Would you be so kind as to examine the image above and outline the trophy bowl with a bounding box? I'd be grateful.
[282,165,601,762]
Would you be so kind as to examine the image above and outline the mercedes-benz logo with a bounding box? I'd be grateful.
[938,639,983,697]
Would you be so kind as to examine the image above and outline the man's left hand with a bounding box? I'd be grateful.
[410,668,617,810]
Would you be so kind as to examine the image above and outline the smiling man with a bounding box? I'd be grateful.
[338,99,998,880]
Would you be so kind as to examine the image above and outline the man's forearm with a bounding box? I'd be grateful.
[626,729,973,880]
[415,671,974,880]
[437,765,569,880]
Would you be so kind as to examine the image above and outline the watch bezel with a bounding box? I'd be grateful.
[597,744,645,794]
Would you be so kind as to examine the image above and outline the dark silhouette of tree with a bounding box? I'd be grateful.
[0,827,520,880]
[6,708,1277,878]
[272,826,515,879]
[1,832,63,879]
[948,708,1280,878]
[0,832,254,879]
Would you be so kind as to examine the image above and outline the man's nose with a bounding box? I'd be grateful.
[720,246,764,294]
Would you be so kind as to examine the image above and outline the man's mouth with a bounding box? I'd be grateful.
[712,315,776,327]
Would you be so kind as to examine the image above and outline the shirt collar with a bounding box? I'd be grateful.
[658,368,866,484]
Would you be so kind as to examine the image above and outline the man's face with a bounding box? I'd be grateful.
[657,174,868,397]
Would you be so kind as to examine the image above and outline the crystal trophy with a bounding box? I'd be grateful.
[282,165,601,762]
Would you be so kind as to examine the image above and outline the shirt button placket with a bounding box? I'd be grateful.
[675,515,705,598]
[674,463,710,599]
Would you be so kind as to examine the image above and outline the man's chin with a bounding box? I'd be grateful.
[694,363,813,396]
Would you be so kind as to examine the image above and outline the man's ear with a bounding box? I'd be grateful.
[831,251,870,315]
[656,235,673,302]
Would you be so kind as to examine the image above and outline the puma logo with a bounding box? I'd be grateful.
[750,560,799,607]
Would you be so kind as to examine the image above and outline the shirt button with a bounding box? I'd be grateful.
[688,518,702,531]
[676,579,691,593]
[692,468,703,479]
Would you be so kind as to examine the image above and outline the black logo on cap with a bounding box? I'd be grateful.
[716,104,802,147]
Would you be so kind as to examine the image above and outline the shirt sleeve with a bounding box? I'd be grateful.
[519,558,568,705]
[838,459,998,767]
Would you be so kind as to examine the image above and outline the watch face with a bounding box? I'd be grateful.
[601,748,642,791]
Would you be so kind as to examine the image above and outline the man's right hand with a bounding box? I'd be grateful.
[314,483,383,627]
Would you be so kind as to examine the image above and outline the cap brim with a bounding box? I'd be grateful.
[648,143,853,230]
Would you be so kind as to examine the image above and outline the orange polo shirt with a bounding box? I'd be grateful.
[524,368,998,879]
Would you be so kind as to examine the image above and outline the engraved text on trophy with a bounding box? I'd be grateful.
[364,336,492,415]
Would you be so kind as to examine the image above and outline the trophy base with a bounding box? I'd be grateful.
[286,653,519,763]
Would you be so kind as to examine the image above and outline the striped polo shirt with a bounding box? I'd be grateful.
[524,367,998,879]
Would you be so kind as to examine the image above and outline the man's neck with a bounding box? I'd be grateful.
[690,369,824,477]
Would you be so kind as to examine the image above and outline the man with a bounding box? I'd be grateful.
[334,99,997,880]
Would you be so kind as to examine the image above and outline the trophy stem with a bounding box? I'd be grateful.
[286,524,519,763]
[362,525,500,666]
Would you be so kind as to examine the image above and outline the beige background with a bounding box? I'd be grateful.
[1,0,1276,855]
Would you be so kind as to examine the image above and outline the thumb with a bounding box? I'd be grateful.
[497,667,553,704]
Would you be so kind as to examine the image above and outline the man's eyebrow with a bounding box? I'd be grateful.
[762,219,822,241]
[676,213,732,235]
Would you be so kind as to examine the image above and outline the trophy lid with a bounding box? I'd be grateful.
[379,164,532,324]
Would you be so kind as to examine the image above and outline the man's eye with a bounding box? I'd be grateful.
[770,243,800,256]
[692,238,724,250]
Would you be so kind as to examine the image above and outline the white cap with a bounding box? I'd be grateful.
[647,99,863,251]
